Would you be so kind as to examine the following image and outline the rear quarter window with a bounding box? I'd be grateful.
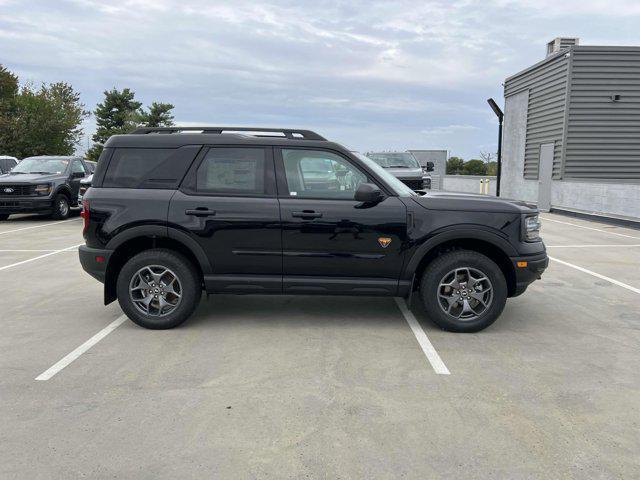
[102,146,200,189]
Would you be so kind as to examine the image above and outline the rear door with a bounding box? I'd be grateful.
[168,146,282,293]
[275,147,408,295]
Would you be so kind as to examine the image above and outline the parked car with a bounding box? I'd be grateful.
[0,156,91,220]
[79,126,547,332]
[78,174,93,204]
[0,156,18,174]
[366,151,431,190]
[85,160,97,174]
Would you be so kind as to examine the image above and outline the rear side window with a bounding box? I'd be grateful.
[102,147,200,189]
[195,147,268,195]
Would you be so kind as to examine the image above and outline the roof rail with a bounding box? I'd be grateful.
[129,126,327,141]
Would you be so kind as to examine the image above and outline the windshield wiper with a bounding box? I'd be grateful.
[9,171,26,175]
[387,165,409,168]
[29,171,53,174]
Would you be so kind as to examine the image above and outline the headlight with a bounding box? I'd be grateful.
[523,215,541,242]
[34,184,52,196]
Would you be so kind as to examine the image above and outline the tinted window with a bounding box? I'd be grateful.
[0,159,16,173]
[196,148,267,195]
[282,149,367,199]
[103,147,198,189]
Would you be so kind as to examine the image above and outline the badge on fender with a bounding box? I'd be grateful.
[378,237,391,248]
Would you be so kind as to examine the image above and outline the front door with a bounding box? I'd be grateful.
[168,146,282,293]
[275,147,408,296]
[69,159,87,201]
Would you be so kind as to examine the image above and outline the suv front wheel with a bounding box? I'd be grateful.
[419,250,507,333]
[117,249,202,329]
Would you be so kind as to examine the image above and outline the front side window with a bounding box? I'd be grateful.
[196,147,267,195]
[282,149,367,199]
[72,159,86,175]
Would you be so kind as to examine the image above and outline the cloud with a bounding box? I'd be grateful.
[0,0,639,159]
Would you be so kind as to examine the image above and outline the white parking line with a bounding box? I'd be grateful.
[36,315,128,381]
[0,249,68,252]
[0,244,82,272]
[547,244,640,248]
[542,217,640,240]
[549,256,640,295]
[0,217,80,235]
[395,298,450,375]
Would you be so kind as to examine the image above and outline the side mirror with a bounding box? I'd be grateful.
[354,183,383,203]
[71,171,84,179]
[425,161,434,172]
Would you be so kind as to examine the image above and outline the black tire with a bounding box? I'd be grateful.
[0,214,9,221]
[419,250,507,333]
[51,194,70,220]
[117,249,202,329]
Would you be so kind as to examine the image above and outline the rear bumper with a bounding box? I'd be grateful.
[510,251,548,296]
[78,245,112,283]
[0,198,53,214]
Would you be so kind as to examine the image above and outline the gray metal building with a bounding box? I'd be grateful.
[501,38,640,219]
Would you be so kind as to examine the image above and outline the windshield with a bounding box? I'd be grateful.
[11,157,70,175]
[353,153,417,197]
[367,152,420,169]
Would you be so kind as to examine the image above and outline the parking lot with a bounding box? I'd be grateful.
[1,212,639,479]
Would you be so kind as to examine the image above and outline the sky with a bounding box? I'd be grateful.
[1,0,640,159]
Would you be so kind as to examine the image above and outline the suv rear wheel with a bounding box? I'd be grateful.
[51,194,70,220]
[117,249,202,329]
[419,250,507,333]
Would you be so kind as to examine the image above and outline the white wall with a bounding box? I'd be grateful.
[443,176,497,195]
[501,90,640,219]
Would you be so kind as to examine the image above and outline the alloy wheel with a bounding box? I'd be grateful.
[437,267,493,321]
[129,265,182,317]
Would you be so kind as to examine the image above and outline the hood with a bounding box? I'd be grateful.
[384,167,424,179]
[0,173,64,183]
[412,191,537,214]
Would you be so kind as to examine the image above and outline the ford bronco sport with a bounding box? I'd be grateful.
[79,127,547,332]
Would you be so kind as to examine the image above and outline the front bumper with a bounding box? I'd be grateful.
[510,251,549,297]
[79,245,112,283]
[0,197,54,214]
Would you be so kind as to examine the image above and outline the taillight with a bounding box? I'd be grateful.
[81,200,90,234]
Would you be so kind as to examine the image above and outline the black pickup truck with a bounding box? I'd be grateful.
[79,127,547,332]
[0,156,91,220]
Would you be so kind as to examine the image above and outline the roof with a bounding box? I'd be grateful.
[104,126,345,151]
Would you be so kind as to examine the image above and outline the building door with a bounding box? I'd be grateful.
[537,143,554,212]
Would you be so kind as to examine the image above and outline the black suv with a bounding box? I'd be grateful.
[0,156,91,220]
[79,127,547,332]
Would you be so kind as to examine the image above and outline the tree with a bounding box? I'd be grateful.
[462,159,487,176]
[446,156,464,175]
[137,102,175,127]
[0,65,88,158]
[479,151,495,163]
[87,91,175,161]
[86,88,142,161]
[486,161,498,176]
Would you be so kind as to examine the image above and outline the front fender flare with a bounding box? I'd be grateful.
[404,227,517,279]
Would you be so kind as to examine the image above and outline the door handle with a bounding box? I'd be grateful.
[185,208,217,217]
[292,211,322,219]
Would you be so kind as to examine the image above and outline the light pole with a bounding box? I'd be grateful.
[487,98,503,197]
